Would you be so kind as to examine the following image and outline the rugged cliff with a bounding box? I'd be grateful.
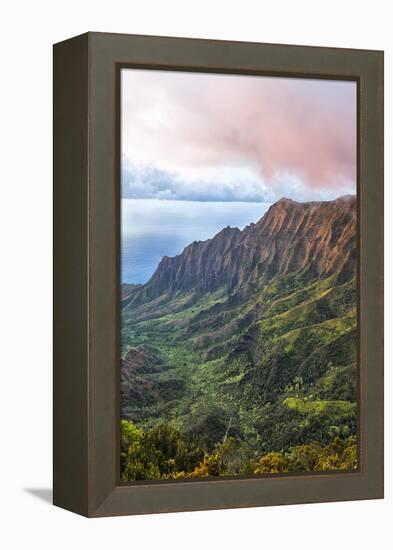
[120,195,358,459]
[123,195,355,311]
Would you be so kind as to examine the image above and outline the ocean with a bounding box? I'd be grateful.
[121,199,271,284]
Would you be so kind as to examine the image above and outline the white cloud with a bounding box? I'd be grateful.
[121,69,357,202]
[121,160,354,203]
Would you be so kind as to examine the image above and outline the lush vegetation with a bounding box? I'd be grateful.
[121,268,358,479]
[121,420,357,481]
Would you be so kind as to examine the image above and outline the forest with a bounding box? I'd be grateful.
[121,420,357,480]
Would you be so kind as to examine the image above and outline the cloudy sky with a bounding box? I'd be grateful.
[121,69,356,203]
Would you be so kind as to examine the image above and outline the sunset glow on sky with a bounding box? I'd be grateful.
[121,69,356,202]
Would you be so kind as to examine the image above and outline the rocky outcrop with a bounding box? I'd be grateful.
[125,195,356,305]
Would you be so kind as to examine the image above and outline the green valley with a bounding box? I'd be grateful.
[120,196,358,480]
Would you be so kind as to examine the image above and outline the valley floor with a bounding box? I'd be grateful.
[120,271,358,480]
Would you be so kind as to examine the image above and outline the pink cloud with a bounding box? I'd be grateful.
[121,70,356,197]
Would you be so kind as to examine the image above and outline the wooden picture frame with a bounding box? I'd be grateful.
[53,32,384,517]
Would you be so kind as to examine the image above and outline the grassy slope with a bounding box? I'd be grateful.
[121,273,357,456]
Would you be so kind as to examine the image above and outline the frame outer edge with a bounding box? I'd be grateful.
[84,33,384,516]
[53,33,90,517]
[357,50,384,500]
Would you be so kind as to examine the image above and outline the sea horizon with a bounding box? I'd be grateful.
[121,198,272,284]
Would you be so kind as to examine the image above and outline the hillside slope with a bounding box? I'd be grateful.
[120,195,358,477]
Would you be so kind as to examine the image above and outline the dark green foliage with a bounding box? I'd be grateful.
[315,364,358,401]
[182,407,230,451]
[297,330,357,386]
[121,270,358,479]
[121,420,357,480]
[121,421,204,481]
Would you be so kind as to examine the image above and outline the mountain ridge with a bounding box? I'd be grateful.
[120,194,358,477]
[122,195,356,310]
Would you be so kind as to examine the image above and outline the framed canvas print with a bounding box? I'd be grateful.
[53,32,384,517]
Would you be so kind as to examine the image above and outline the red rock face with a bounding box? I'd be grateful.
[143,195,356,296]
